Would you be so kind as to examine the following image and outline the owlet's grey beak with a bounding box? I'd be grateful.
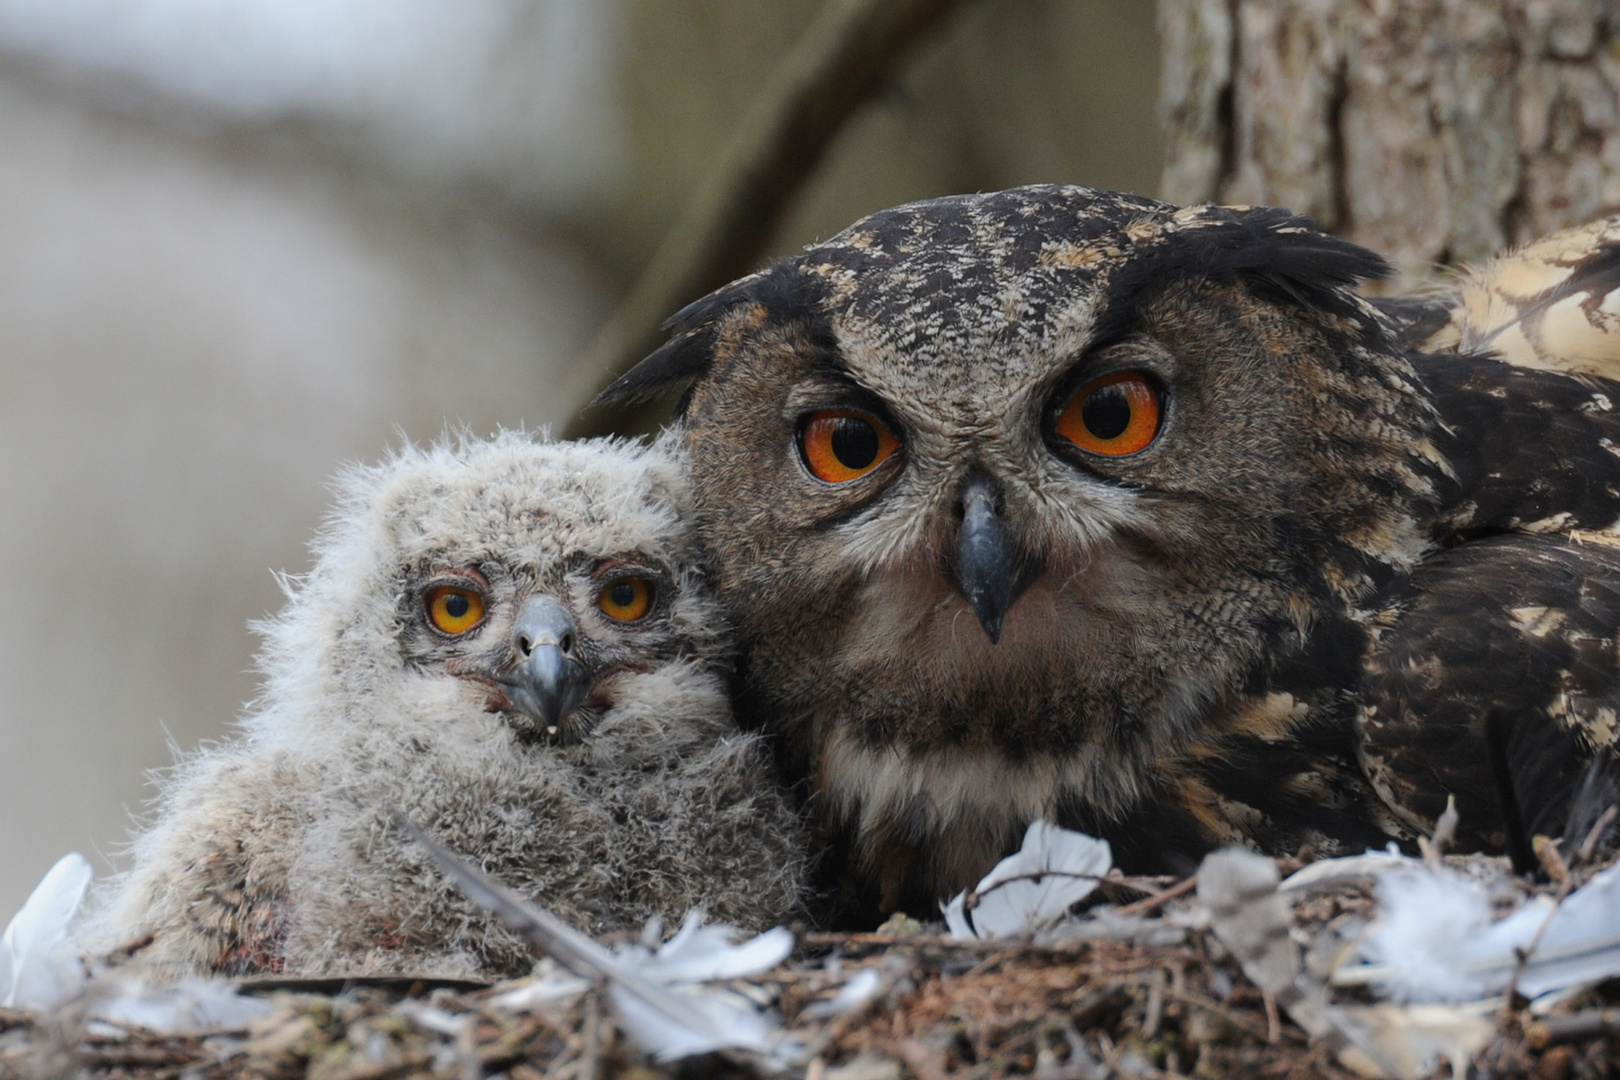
[950,476,1036,645]
[499,594,593,730]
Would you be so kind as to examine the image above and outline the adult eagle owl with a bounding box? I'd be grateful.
[602,185,1620,921]
[78,432,806,978]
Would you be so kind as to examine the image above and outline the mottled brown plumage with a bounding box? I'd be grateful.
[604,186,1620,922]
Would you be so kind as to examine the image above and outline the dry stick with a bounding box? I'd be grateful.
[1526,1007,1620,1048]
[1261,986,1281,1045]
[1578,804,1618,863]
[1504,836,1577,1003]
[564,0,972,438]
[1115,876,1198,916]
[579,992,603,1080]
[1141,968,1166,1039]
[1419,794,1459,866]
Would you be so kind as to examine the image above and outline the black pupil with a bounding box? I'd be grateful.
[610,582,637,608]
[1081,386,1132,440]
[443,593,470,619]
[830,417,879,469]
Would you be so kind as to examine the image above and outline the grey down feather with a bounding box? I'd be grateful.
[73,431,808,981]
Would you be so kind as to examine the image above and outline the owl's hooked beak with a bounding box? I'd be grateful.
[950,476,1037,645]
[498,594,594,732]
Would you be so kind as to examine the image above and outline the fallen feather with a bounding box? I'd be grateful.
[1514,860,1620,998]
[609,980,782,1060]
[0,852,92,1010]
[1279,847,1417,892]
[615,909,793,983]
[395,812,801,1065]
[87,976,273,1035]
[1331,1001,1496,1080]
[801,966,882,1020]
[1038,905,1189,948]
[1343,859,1620,1002]
[1198,847,1493,1080]
[1197,849,1334,1040]
[487,959,591,1011]
[942,820,1112,940]
[392,998,473,1038]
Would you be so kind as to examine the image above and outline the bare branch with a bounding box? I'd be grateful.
[564,0,972,437]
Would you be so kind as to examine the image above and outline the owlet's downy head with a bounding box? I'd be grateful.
[78,431,809,979]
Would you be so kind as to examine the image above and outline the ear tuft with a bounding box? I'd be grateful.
[1092,204,1393,347]
[596,260,833,411]
[595,269,775,409]
[593,281,743,408]
[596,323,716,408]
[1179,205,1392,312]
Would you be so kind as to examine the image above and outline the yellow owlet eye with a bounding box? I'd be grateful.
[599,577,653,621]
[799,409,900,483]
[425,585,486,635]
[1055,371,1162,456]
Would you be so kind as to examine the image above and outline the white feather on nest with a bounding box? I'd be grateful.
[942,820,1113,940]
[0,851,91,1010]
[1342,860,1620,1003]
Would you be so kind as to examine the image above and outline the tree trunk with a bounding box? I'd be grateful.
[1158,0,1620,287]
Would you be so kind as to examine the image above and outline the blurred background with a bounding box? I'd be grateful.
[0,0,1159,915]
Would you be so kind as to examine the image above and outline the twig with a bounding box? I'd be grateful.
[1534,834,1572,888]
[1261,986,1281,1045]
[1162,988,1272,1044]
[579,992,602,1080]
[1115,876,1199,916]
[1578,805,1618,863]
[71,1043,205,1068]
[1141,967,1165,1039]
[1504,837,1576,1003]
[565,0,972,436]
[1419,794,1458,866]
[965,869,1111,913]
[1526,1007,1620,1048]
[316,1051,435,1080]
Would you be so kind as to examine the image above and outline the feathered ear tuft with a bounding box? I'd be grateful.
[1194,205,1393,292]
[1092,204,1393,346]
[1170,205,1392,322]
[595,274,766,409]
[596,260,832,411]
[596,326,715,408]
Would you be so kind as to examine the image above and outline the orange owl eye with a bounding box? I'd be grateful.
[1055,371,1162,456]
[799,409,900,483]
[424,585,486,635]
[599,577,653,621]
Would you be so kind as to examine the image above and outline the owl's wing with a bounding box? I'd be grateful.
[1361,532,1620,871]
[1378,214,1620,379]
[1382,215,1620,541]
[1417,351,1620,539]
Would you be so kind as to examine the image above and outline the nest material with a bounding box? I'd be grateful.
[4,860,1617,1080]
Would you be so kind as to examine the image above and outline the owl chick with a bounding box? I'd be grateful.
[602,185,1620,921]
[76,432,807,979]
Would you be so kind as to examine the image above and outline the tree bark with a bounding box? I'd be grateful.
[1159,0,1620,286]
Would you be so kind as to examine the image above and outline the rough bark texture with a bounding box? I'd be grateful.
[1159,0,1620,287]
